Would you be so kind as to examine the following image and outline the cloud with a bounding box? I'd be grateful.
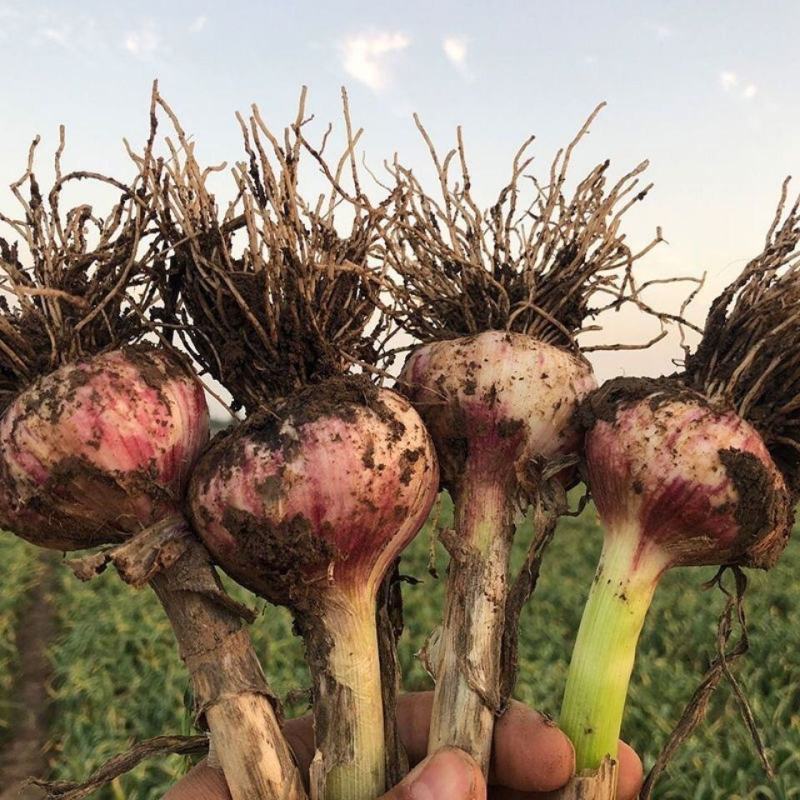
[3,5,102,53]
[40,26,70,47]
[443,35,468,67]
[339,31,410,91]
[649,23,673,40]
[0,3,22,20]
[720,70,759,101]
[720,70,738,91]
[0,3,21,40]
[189,15,207,33]
[124,26,158,57]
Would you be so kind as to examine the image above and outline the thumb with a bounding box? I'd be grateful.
[379,748,486,800]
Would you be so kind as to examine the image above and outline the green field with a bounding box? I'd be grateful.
[1,500,798,799]
[0,537,43,740]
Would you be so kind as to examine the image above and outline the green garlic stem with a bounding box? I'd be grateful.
[560,527,667,771]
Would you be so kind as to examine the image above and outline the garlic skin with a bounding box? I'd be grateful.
[0,347,209,550]
[584,395,792,570]
[397,330,596,772]
[398,330,597,491]
[189,378,439,605]
[188,377,439,800]
[561,380,794,772]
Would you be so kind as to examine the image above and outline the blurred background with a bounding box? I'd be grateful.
[0,1,799,797]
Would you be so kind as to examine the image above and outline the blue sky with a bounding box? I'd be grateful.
[1,1,799,383]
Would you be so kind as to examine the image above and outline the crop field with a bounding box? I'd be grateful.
[0,500,798,799]
[0,537,44,742]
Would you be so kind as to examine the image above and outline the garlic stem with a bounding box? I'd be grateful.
[428,467,515,774]
[305,588,386,800]
[560,527,667,770]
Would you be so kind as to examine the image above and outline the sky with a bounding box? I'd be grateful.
[1,0,799,396]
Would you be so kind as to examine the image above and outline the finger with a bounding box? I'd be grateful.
[284,691,574,793]
[283,714,316,776]
[281,695,431,775]
[162,763,232,800]
[488,703,574,792]
[616,740,644,800]
[380,747,486,800]
[395,692,574,794]
[485,788,577,799]
[526,740,644,800]
[486,789,532,799]
[394,691,434,761]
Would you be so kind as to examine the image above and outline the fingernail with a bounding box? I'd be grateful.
[408,748,478,800]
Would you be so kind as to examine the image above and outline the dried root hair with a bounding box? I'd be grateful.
[0,113,161,414]
[152,86,391,414]
[379,103,699,352]
[641,567,772,798]
[685,178,800,492]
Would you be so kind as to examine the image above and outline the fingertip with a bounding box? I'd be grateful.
[616,740,644,800]
[526,724,576,792]
[392,747,485,800]
[283,714,317,777]
[396,691,434,764]
[492,703,575,792]
[163,763,232,800]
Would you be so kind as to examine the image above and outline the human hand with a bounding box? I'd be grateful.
[163,691,643,799]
